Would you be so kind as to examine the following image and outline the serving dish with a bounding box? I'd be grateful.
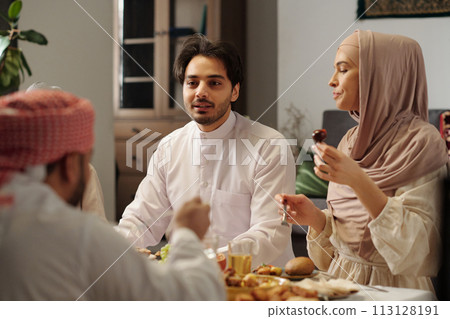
[293,277,360,300]
[280,269,318,281]
[226,275,290,301]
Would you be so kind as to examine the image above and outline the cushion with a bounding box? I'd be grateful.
[296,155,328,197]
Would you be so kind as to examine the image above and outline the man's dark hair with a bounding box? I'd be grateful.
[173,33,243,88]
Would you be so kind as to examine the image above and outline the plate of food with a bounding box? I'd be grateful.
[251,257,318,281]
[252,264,283,276]
[135,243,171,263]
[280,270,318,281]
[224,269,289,301]
[224,269,318,301]
[293,278,360,300]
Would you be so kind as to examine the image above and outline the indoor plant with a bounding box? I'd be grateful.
[0,0,47,95]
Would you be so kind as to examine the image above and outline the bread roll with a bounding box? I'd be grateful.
[285,257,315,275]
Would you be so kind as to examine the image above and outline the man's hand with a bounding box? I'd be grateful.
[174,197,210,240]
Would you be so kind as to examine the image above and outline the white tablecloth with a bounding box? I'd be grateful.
[341,286,436,301]
[310,271,436,301]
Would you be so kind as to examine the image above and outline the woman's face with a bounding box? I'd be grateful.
[328,49,359,111]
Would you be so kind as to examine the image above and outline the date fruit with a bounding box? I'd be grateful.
[312,129,327,143]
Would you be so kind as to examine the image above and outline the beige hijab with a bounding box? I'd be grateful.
[327,30,448,259]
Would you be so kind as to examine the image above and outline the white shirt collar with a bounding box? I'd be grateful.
[194,111,236,139]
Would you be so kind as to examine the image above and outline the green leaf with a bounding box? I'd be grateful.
[8,1,22,21]
[0,49,23,89]
[0,70,11,87]
[5,59,19,76]
[0,31,9,36]
[19,30,48,45]
[7,49,20,67]
[11,74,20,88]
[3,49,22,82]
[4,49,19,77]
[18,61,24,79]
[20,51,31,76]
[0,36,10,58]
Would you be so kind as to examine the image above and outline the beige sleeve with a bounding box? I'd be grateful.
[80,164,107,221]
[369,165,447,277]
[306,209,335,271]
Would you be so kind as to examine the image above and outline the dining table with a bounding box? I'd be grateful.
[312,271,436,301]
[338,285,435,301]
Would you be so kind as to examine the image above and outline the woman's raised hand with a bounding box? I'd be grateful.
[313,142,388,219]
[275,193,326,233]
[313,142,364,188]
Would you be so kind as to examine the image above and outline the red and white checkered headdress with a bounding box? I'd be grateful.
[0,90,95,187]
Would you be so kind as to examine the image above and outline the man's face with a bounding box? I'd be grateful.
[68,152,91,207]
[183,55,240,132]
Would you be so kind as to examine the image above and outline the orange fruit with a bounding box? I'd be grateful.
[217,253,227,271]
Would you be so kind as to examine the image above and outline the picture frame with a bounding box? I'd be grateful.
[358,0,450,19]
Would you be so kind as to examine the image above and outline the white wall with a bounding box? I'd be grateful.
[278,0,450,143]
[20,0,115,221]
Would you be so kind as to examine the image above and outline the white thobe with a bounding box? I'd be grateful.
[117,112,296,267]
[0,173,225,300]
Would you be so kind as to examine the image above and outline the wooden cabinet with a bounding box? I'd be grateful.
[113,0,245,220]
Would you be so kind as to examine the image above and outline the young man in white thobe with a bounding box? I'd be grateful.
[117,34,296,267]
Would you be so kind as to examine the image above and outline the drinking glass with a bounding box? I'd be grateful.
[203,234,219,260]
[227,240,253,276]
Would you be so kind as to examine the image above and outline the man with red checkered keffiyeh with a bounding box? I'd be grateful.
[0,90,225,300]
[0,89,95,196]
[25,81,107,221]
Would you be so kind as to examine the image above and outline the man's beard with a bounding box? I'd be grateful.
[68,157,86,207]
[190,97,231,126]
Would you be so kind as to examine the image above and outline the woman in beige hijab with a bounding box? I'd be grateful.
[277,30,448,291]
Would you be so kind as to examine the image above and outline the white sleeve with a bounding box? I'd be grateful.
[116,143,173,247]
[80,164,107,221]
[83,220,225,300]
[368,165,447,277]
[231,137,296,266]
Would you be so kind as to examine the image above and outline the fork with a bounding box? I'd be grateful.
[281,202,289,226]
